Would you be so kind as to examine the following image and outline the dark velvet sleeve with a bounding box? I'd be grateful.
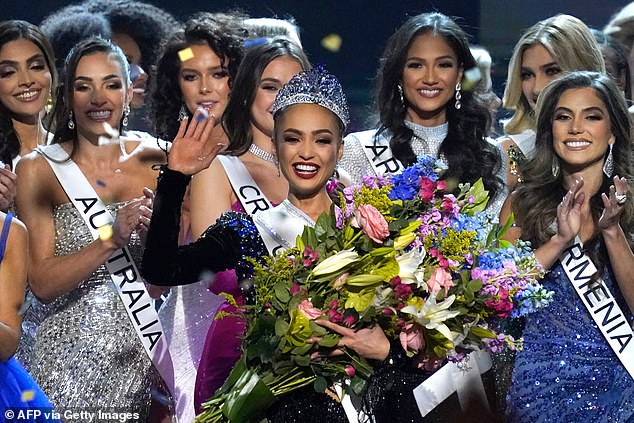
[141,166,250,286]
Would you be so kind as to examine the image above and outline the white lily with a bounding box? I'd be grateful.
[311,249,359,276]
[396,247,426,285]
[401,294,460,341]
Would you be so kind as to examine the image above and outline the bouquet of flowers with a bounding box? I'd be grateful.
[196,156,552,422]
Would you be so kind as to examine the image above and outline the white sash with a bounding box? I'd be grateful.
[413,349,492,417]
[36,144,177,396]
[252,203,307,256]
[560,238,634,380]
[217,155,273,216]
[355,131,404,176]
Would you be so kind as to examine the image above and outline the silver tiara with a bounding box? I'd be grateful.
[272,65,350,129]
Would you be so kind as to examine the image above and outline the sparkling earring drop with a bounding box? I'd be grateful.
[122,105,130,129]
[454,83,462,110]
[178,104,188,122]
[68,111,75,130]
[397,84,404,107]
[603,143,614,178]
[551,157,560,178]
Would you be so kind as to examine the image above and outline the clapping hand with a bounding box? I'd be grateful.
[555,178,585,244]
[167,108,225,176]
[111,196,151,249]
[599,176,629,232]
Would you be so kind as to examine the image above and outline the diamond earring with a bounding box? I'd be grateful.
[68,111,75,130]
[178,104,188,122]
[397,84,404,107]
[454,83,462,110]
[551,157,560,178]
[122,105,130,129]
[603,143,614,178]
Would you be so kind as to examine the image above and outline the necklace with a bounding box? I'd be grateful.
[248,143,276,163]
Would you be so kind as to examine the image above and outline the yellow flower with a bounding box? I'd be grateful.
[311,249,359,276]
[394,232,416,250]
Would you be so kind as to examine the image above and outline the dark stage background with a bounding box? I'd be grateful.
[1,0,628,131]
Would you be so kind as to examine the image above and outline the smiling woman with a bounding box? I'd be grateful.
[14,37,167,419]
[141,66,390,423]
[339,12,505,221]
[0,20,56,212]
[499,71,634,423]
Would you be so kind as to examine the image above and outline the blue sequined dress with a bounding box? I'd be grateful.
[506,262,634,422]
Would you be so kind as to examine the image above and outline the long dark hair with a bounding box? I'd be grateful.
[150,12,247,141]
[0,20,57,168]
[514,71,634,270]
[375,12,502,201]
[222,37,310,156]
[50,37,130,145]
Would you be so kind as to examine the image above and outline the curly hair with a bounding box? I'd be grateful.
[222,37,310,156]
[375,12,502,202]
[0,20,57,168]
[84,0,179,76]
[40,9,111,74]
[150,11,247,140]
[50,37,130,146]
[513,71,634,270]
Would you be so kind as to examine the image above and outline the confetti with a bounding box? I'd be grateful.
[195,107,209,122]
[98,224,113,241]
[21,390,35,402]
[96,180,106,187]
[178,47,194,62]
[462,67,482,91]
[321,34,342,53]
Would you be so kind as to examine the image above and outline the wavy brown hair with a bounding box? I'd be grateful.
[513,71,634,269]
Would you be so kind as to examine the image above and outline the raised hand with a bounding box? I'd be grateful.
[0,164,17,212]
[555,178,584,244]
[599,176,629,232]
[167,108,225,176]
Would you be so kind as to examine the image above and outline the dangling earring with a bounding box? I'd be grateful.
[603,143,614,178]
[551,156,560,178]
[397,84,404,107]
[275,159,281,177]
[68,111,75,130]
[178,104,188,122]
[45,91,53,114]
[122,105,130,129]
[454,83,462,110]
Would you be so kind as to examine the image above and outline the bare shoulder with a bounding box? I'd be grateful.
[15,148,59,190]
[122,132,168,165]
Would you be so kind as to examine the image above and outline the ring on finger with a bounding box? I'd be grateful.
[197,155,206,161]
[615,192,627,206]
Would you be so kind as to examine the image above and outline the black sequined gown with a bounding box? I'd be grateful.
[141,167,347,422]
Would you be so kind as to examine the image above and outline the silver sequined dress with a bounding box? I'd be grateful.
[17,203,161,418]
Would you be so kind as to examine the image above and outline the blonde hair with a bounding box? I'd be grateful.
[604,2,634,47]
[503,14,605,135]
